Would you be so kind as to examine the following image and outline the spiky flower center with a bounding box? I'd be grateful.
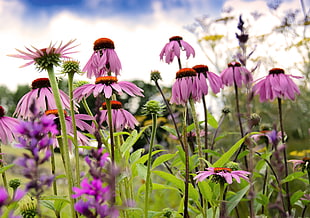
[176,68,197,79]
[34,48,61,71]
[93,38,115,51]
[228,62,241,68]
[214,167,232,173]
[269,68,285,75]
[192,65,209,74]
[102,101,122,110]
[95,76,118,85]
[31,78,51,89]
[0,106,5,117]
[169,36,183,42]
[45,109,67,117]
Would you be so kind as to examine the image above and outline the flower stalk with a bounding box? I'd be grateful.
[46,65,76,217]
[144,113,157,218]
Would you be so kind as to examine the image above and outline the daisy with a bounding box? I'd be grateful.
[9,39,77,71]
[170,68,201,105]
[160,36,195,64]
[14,78,71,120]
[252,68,302,102]
[45,109,94,146]
[99,101,139,132]
[0,106,20,145]
[83,38,122,78]
[220,61,252,87]
[194,167,250,184]
[73,76,144,102]
[192,64,223,95]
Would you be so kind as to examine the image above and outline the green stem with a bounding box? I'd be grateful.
[50,145,57,196]
[219,183,226,218]
[202,96,209,162]
[183,106,190,218]
[105,99,115,163]
[46,66,76,218]
[67,73,80,187]
[189,98,204,171]
[144,113,157,218]
[277,98,291,215]
[0,144,8,191]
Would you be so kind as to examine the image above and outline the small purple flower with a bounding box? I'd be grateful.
[72,150,119,218]
[170,68,201,105]
[0,106,20,145]
[160,36,195,64]
[14,78,71,119]
[15,109,56,197]
[83,38,122,78]
[252,68,302,102]
[99,101,139,132]
[194,167,250,184]
[220,61,253,87]
[0,186,25,216]
[192,64,223,95]
[73,76,144,102]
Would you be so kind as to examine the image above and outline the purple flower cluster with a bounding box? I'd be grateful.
[72,148,119,217]
[0,186,25,217]
[14,107,58,196]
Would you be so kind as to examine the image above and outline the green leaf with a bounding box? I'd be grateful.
[290,190,305,205]
[41,200,55,211]
[281,171,306,183]
[138,182,179,196]
[256,193,269,206]
[135,150,163,165]
[0,164,14,173]
[197,181,213,203]
[136,163,147,180]
[129,148,144,163]
[227,185,250,214]
[152,152,178,170]
[207,111,218,129]
[213,136,245,167]
[121,127,148,155]
[161,125,177,136]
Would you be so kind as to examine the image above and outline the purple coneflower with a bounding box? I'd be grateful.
[99,101,138,132]
[170,68,201,105]
[192,64,223,95]
[9,40,77,70]
[252,68,302,102]
[194,167,250,184]
[83,38,122,78]
[220,61,252,87]
[160,36,195,64]
[0,106,19,145]
[14,78,71,120]
[45,109,94,146]
[288,157,310,171]
[73,76,144,102]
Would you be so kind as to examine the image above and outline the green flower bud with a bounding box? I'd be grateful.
[225,161,240,171]
[150,70,162,82]
[9,179,21,190]
[62,59,81,75]
[20,197,37,218]
[142,100,165,116]
[73,80,89,89]
[249,113,261,128]
[222,107,230,114]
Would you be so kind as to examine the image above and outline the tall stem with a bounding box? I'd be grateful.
[189,98,204,171]
[202,96,209,162]
[50,145,57,196]
[67,73,80,187]
[46,66,76,218]
[105,98,116,206]
[144,113,157,218]
[183,106,190,218]
[0,144,8,191]
[277,98,291,215]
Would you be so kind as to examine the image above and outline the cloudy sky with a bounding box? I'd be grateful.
[0,0,303,90]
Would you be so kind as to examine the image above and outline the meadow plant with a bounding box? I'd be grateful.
[1,3,310,217]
